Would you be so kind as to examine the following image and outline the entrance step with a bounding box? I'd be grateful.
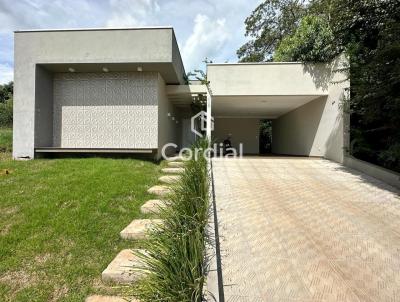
[161,167,184,174]
[140,199,167,214]
[102,249,145,284]
[167,161,184,168]
[120,219,163,240]
[159,175,180,184]
[86,295,139,302]
[147,185,172,196]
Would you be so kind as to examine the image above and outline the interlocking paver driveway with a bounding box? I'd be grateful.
[212,157,400,302]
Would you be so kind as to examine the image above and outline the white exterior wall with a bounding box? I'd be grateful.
[52,71,158,149]
[157,75,179,158]
[272,63,349,163]
[207,63,330,96]
[213,118,260,154]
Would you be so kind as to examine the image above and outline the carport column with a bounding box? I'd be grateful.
[206,92,212,140]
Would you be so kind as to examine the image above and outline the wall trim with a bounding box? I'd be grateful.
[343,156,400,190]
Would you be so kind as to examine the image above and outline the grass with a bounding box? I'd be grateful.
[132,138,210,302]
[0,128,163,301]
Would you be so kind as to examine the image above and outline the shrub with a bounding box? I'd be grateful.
[0,99,12,127]
[132,138,210,302]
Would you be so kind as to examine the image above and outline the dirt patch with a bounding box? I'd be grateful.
[34,253,52,265]
[50,284,69,302]
[0,270,39,292]
[1,206,19,216]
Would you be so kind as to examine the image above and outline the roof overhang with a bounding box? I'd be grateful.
[16,27,186,84]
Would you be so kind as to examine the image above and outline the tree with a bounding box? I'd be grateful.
[274,15,337,62]
[237,0,307,62]
[0,82,13,104]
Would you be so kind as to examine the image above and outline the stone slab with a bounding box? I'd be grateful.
[120,219,163,240]
[167,161,184,168]
[140,199,167,214]
[159,175,180,184]
[102,249,145,284]
[161,167,184,174]
[85,295,137,302]
[147,185,172,196]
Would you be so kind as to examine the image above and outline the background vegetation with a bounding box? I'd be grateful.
[0,82,13,128]
[238,0,400,172]
[133,139,210,302]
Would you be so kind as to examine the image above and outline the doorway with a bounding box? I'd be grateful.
[259,119,272,154]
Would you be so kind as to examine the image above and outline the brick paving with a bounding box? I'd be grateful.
[212,157,400,302]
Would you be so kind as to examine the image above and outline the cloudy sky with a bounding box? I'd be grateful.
[0,0,261,84]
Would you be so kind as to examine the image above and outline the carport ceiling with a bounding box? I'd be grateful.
[212,95,325,118]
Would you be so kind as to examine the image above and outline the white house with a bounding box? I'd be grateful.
[13,27,349,162]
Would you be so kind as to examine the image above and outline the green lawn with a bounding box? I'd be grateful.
[0,128,162,301]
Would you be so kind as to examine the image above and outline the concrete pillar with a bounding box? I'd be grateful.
[206,92,212,140]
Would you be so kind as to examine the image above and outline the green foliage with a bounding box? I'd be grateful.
[0,82,13,127]
[0,152,161,301]
[0,99,13,127]
[237,0,307,62]
[239,0,400,172]
[0,128,12,153]
[0,82,13,104]
[132,138,210,302]
[274,15,337,62]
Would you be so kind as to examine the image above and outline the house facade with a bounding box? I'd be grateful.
[13,27,349,162]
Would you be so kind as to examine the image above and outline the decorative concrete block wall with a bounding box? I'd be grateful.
[52,72,158,149]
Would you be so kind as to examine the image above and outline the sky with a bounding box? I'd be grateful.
[0,0,261,84]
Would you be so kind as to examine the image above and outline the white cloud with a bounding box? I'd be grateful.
[0,63,13,84]
[182,14,230,72]
[106,0,160,27]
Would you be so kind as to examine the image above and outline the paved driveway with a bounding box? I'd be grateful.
[212,157,400,302]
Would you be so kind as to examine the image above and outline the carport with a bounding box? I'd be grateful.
[206,58,349,163]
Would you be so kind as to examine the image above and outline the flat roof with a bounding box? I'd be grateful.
[15,26,173,33]
[207,61,304,66]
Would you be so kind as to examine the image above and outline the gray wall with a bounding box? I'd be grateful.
[208,62,331,96]
[34,66,53,147]
[157,75,179,158]
[213,118,260,154]
[272,73,348,163]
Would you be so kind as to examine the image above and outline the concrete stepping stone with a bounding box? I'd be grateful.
[159,175,180,184]
[120,219,163,240]
[167,161,184,168]
[147,185,172,196]
[86,295,139,302]
[102,249,145,284]
[161,167,184,174]
[140,199,167,214]
[168,155,184,161]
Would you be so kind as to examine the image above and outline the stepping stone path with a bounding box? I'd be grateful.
[161,167,185,174]
[147,185,172,196]
[167,161,185,168]
[159,175,180,184]
[120,219,163,240]
[140,199,167,214]
[86,295,139,302]
[102,249,145,284]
